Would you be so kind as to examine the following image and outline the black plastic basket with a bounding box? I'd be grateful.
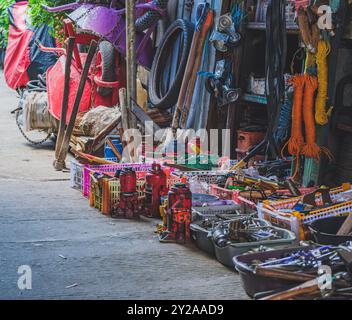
[308,216,352,245]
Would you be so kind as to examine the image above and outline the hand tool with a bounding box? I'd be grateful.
[255,267,316,283]
[171,2,213,134]
[71,149,117,165]
[261,278,320,300]
[179,4,214,129]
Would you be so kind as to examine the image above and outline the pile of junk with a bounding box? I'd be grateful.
[3,0,352,300]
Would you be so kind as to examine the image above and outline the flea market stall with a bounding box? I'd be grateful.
[2,0,352,300]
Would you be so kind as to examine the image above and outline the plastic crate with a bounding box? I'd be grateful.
[83,163,153,198]
[70,159,88,192]
[168,171,229,190]
[210,184,316,205]
[192,202,242,221]
[257,184,352,240]
[89,173,146,215]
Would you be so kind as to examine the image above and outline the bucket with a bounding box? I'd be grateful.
[308,216,352,245]
[104,136,123,160]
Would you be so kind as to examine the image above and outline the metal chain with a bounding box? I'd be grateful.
[15,110,51,146]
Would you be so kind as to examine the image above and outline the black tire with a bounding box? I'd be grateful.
[98,41,117,97]
[136,0,168,32]
[149,19,193,110]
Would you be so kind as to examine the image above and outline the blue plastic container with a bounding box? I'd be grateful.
[104,136,123,161]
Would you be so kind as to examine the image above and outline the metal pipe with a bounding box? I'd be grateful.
[41,2,79,13]
[126,0,137,129]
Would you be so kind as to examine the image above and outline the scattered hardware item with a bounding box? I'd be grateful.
[209,12,241,52]
[190,209,252,257]
[192,200,243,219]
[309,216,352,245]
[234,243,352,298]
[159,182,192,244]
[190,211,248,256]
[144,163,168,218]
[234,245,319,297]
[257,183,352,240]
[205,59,241,107]
[212,217,296,267]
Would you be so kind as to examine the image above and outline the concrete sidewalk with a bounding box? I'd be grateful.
[0,71,247,300]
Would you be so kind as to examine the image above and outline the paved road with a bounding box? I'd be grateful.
[0,71,247,300]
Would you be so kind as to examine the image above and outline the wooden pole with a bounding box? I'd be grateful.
[126,0,137,129]
[55,37,75,160]
[54,40,98,170]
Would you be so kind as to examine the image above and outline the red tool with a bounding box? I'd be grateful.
[160,181,192,244]
[115,168,140,219]
[145,162,168,218]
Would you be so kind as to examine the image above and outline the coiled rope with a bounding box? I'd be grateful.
[315,40,333,125]
[282,74,333,178]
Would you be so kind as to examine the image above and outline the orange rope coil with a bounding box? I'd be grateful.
[282,74,333,178]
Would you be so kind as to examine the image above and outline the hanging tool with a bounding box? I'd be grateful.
[179,4,214,129]
[209,12,241,53]
[171,2,214,133]
[205,59,241,107]
[54,40,98,170]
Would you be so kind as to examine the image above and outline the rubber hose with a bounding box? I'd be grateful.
[148,19,193,110]
[135,0,168,32]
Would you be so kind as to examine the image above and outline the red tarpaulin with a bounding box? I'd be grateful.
[4,1,32,89]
